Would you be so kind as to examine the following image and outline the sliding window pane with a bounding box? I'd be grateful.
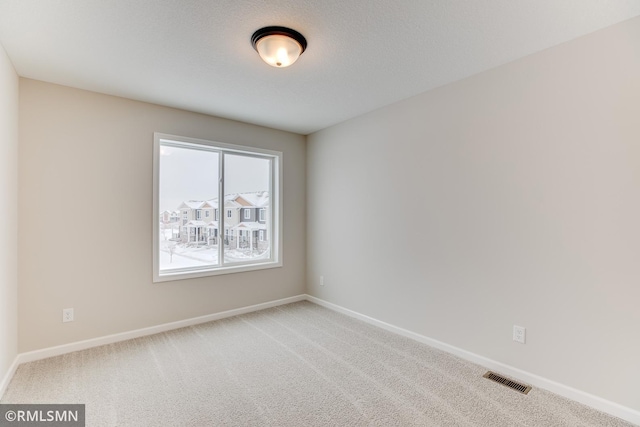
[158,143,219,272]
[223,153,271,264]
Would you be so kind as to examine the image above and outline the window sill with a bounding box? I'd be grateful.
[153,260,283,283]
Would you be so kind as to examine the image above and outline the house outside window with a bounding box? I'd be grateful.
[153,133,282,282]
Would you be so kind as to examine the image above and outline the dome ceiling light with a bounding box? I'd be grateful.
[251,26,307,68]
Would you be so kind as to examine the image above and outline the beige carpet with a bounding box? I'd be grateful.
[2,301,634,426]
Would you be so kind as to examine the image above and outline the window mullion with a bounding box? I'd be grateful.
[219,151,225,266]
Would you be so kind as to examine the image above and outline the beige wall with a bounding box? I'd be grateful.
[0,43,19,386]
[307,17,640,411]
[19,79,306,352]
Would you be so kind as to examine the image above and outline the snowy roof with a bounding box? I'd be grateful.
[234,196,252,207]
[178,200,205,209]
[234,191,269,208]
[231,222,267,230]
[178,192,269,211]
[185,220,208,226]
[178,200,216,210]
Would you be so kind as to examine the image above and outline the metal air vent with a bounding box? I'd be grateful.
[483,371,532,395]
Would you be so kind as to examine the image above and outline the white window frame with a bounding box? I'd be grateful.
[244,209,251,220]
[226,209,232,218]
[259,208,266,222]
[153,133,282,282]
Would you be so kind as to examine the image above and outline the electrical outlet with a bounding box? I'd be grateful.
[62,308,74,323]
[513,325,526,344]
[320,276,324,286]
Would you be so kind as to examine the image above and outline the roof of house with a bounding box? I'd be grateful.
[178,200,216,210]
[232,191,270,208]
[185,220,207,227]
[177,192,269,211]
[232,222,268,231]
[178,201,205,209]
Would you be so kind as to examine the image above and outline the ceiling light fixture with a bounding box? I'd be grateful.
[251,26,307,68]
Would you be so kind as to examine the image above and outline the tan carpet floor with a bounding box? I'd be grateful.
[2,301,634,426]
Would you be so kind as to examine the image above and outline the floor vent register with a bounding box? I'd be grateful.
[483,371,532,395]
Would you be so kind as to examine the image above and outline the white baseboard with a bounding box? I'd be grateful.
[305,295,640,426]
[4,293,638,426]
[0,356,19,399]
[15,294,306,366]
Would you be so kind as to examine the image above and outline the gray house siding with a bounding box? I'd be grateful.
[240,207,256,222]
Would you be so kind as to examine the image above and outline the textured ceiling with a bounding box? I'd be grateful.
[1,1,639,135]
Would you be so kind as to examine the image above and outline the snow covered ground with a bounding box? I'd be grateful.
[159,235,269,271]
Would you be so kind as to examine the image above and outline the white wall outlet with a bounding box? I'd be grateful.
[62,308,74,323]
[320,276,324,286]
[513,325,526,344]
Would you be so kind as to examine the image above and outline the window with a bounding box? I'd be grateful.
[205,211,210,218]
[153,133,282,282]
